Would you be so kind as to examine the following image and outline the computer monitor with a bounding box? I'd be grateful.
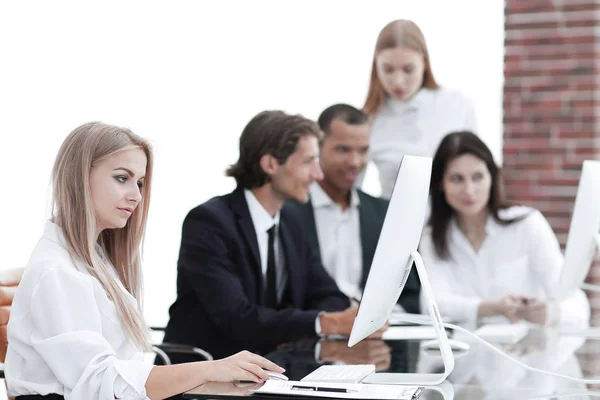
[555,160,600,301]
[348,154,455,385]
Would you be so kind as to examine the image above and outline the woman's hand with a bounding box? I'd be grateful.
[517,298,549,325]
[478,295,520,322]
[205,350,285,383]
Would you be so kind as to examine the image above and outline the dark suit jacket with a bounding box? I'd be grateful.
[163,187,350,360]
[288,189,421,314]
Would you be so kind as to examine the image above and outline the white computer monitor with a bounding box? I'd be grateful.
[555,160,600,301]
[348,154,455,385]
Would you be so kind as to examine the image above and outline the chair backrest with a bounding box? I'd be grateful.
[0,268,24,363]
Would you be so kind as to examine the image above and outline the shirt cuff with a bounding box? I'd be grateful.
[461,298,482,323]
[314,340,323,363]
[557,289,590,330]
[315,311,326,337]
[113,359,155,399]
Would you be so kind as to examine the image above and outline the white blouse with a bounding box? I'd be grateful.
[367,87,477,199]
[5,221,154,399]
[418,207,590,329]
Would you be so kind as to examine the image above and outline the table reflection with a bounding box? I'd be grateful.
[261,337,408,381]
[184,327,600,399]
[418,328,590,399]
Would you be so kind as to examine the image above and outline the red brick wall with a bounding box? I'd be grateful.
[503,0,600,325]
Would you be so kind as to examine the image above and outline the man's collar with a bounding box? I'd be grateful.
[310,182,360,209]
[243,189,280,232]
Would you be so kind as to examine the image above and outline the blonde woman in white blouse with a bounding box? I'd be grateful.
[362,20,477,199]
[419,131,589,329]
[5,122,283,400]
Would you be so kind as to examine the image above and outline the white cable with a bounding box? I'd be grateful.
[397,314,600,385]
[580,283,600,293]
[527,392,600,399]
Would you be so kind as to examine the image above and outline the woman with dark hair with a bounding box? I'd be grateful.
[419,131,589,328]
[361,19,477,199]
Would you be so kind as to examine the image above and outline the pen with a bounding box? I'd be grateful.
[350,296,361,305]
[291,385,357,393]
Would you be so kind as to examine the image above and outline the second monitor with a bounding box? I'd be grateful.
[555,159,600,302]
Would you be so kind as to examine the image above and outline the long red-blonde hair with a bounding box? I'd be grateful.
[363,20,439,116]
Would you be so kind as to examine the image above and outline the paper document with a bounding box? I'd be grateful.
[253,380,422,399]
[389,312,431,326]
[381,326,437,340]
[301,364,375,383]
[475,323,528,344]
[389,312,454,326]
[560,326,600,338]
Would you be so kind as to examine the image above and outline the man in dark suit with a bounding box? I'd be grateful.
[163,110,381,361]
[288,104,421,313]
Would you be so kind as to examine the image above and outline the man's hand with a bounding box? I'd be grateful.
[319,340,391,371]
[318,304,359,336]
[319,302,389,337]
[366,320,389,339]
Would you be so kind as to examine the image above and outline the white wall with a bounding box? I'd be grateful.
[0,0,504,326]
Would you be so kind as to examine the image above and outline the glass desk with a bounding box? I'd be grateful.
[183,327,600,399]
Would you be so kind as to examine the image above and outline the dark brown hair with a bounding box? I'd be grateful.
[363,19,439,116]
[226,110,322,189]
[429,131,519,259]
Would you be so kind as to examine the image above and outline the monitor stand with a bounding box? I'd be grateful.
[419,380,455,400]
[362,250,455,386]
[577,233,600,293]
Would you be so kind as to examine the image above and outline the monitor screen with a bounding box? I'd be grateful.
[555,160,600,300]
[348,155,432,346]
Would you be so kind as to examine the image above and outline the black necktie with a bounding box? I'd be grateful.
[266,225,278,308]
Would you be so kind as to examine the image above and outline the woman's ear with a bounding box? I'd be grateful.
[259,154,279,176]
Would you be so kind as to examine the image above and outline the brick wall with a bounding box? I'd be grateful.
[503,0,600,336]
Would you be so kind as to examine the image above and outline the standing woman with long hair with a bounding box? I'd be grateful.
[5,122,283,400]
[419,131,589,328]
[362,19,477,199]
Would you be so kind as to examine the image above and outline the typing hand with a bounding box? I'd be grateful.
[319,303,359,337]
[319,339,391,371]
[206,350,285,383]
[366,320,390,339]
[517,298,548,325]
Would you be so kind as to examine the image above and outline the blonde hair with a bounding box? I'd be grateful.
[363,19,439,116]
[51,121,153,349]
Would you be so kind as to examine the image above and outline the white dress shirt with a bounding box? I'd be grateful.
[368,87,477,199]
[6,221,153,399]
[418,206,590,329]
[243,189,287,302]
[245,190,332,335]
[310,183,363,300]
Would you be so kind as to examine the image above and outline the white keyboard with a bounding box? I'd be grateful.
[301,364,376,383]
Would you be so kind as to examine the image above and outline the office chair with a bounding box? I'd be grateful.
[150,326,213,364]
[0,267,25,400]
